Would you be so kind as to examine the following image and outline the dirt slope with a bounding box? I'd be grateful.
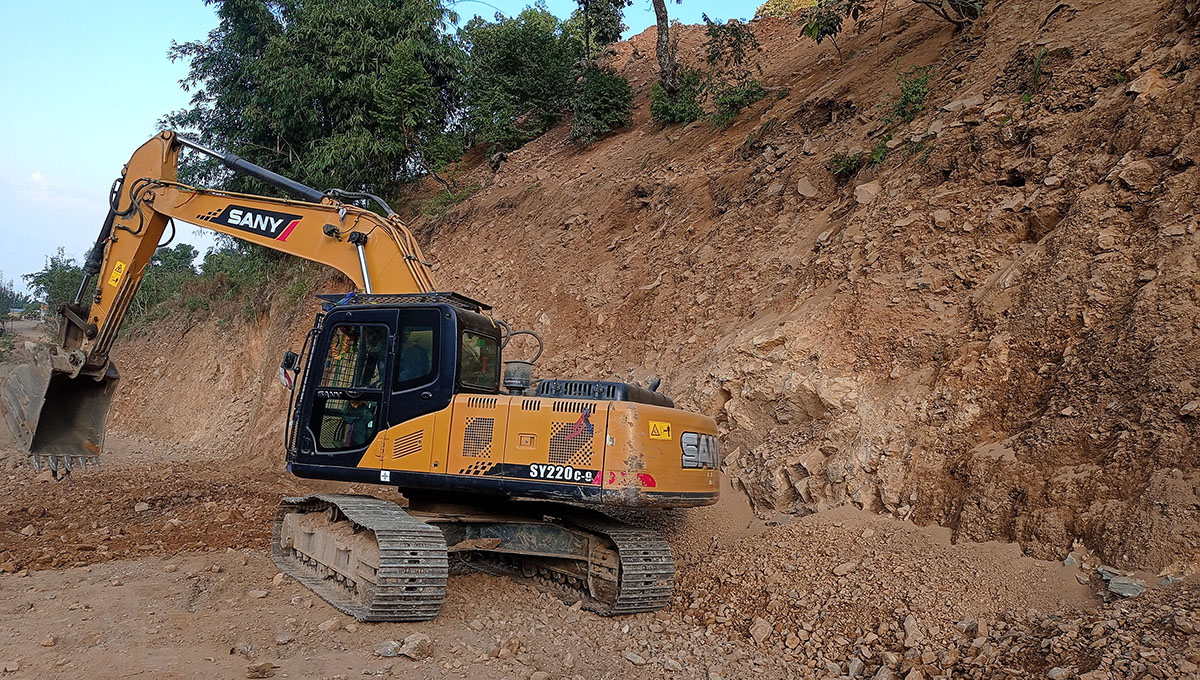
[396,0,1200,573]
[100,0,1200,571]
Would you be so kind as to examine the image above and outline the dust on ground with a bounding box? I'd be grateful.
[2,433,1198,679]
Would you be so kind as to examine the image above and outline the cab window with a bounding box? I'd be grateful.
[320,325,387,388]
[458,330,499,391]
[395,312,438,390]
[313,324,386,452]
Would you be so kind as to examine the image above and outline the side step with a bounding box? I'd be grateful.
[272,494,448,622]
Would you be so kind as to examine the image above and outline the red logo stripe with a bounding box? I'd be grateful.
[277,219,300,241]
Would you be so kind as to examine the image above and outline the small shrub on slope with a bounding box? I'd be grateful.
[711,80,767,129]
[572,66,634,146]
[885,65,934,124]
[650,67,704,124]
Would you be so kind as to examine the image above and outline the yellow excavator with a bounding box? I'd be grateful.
[0,131,720,620]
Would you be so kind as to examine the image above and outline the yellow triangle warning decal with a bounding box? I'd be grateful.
[648,421,672,440]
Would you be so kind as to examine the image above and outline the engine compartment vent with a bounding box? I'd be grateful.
[536,380,674,408]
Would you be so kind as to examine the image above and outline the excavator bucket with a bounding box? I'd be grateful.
[0,352,118,473]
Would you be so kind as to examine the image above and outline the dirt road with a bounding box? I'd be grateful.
[3,432,1195,679]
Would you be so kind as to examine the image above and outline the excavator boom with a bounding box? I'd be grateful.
[1,130,436,471]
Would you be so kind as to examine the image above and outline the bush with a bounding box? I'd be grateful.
[799,0,867,58]
[571,66,634,146]
[885,65,933,124]
[710,80,767,128]
[828,151,865,178]
[0,334,14,363]
[650,67,704,124]
[756,0,814,18]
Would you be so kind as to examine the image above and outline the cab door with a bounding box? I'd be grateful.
[380,307,454,473]
[294,307,397,469]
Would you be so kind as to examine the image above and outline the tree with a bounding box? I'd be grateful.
[23,248,83,313]
[163,0,465,195]
[567,0,633,57]
[651,0,682,94]
[0,272,33,311]
[128,243,202,322]
[459,7,578,151]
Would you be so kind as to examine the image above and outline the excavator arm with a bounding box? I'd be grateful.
[2,130,437,470]
[73,130,436,370]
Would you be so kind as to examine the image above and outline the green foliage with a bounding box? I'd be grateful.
[460,6,577,151]
[885,65,934,124]
[186,296,211,313]
[828,151,865,178]
[564,0,632,55]
[23,247,83,314]
[1028,47,1050,93]
[163,0,465,194]
[710,80,767,129]
[697,15,765,127]
[799,0,867,57]
[703,14,761,83]
[650,67,704,124]
[0,272,33,311]
[756,0,814,18]
[869,137,890,166]
[1112,70,1129,84]
[125,244,200,326]
[200,239,281,301]
[571,66,634,146]
[424,182,481,216]
[0,334,15,363]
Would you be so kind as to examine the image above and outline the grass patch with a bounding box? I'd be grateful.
[869,137,890,166]
[829,151,865,179]
[425,183,481,217]
[884,65,934,124]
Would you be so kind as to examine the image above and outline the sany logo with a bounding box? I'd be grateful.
[564,408,594,442]
[198,204,303,241]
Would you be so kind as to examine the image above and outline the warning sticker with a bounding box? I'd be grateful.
[108,261,128,288]
[648,421,672,440]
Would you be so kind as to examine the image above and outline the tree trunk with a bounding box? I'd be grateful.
[652,0,679,94]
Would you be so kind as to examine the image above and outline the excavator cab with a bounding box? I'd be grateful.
[285,292,501,473]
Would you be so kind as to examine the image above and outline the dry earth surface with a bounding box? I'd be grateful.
[4,0,1200,677]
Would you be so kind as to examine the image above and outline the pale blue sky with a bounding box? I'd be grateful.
[0,0,750,292]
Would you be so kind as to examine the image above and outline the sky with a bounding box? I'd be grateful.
[0,0,752,293]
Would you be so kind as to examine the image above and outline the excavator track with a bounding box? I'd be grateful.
[272,494,448,622]
[447,511,675,616]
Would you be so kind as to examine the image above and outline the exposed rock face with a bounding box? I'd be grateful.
[101,0,1200,574]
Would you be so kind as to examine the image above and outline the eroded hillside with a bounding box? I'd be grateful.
[112,0,1199,575]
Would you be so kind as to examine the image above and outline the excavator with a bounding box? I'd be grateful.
[0,130,720,621]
